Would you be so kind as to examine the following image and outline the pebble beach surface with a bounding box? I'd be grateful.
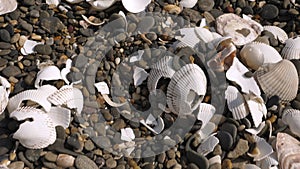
[0,0,300,169]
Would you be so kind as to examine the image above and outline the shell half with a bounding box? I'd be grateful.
[281,37,300,60]
[86,0,117,10]
[263,26,288,43]
[282,108,300,138]
[35,65,63,88]
[0,0,17,15]
[197,103,215,129]
[122,0,151,13]
[0,76,10,114]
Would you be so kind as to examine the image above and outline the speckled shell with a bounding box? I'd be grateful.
[254,59,299,102]
[240,42,282,70]
[0,0,17,15]
[167,64,207,114]
[282,108,300,138]
[276,132,300,169]
[281,37,300,60]
[263,26,288,43]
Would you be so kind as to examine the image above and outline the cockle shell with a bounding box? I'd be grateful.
[180,0,197,8]
[282,108,300,138]
[197,103,215,129]
[0,76,10,114]
[86,0,117,10]
[35,65,63,88]
[276,132,300,169]
[263,26,288,43]
[122,0,151,13]
[0,0,17,15]
[254,59,299,102]
[216,13,263,46]
[167,64,207,114]
[240,42,282,70]
[281,37,300,60]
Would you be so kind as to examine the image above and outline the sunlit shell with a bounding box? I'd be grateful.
[176,27,215,48]
[208,155,221,165]
[121,128,135,142]
[263,26,288,43]
[8,85,58,113]
[86,0,117,10]
[180,0,197,8]
[94,82,126,107]
[61,59,72,85]
[81,15,105,26]
[0,76,10,114]
[65,0,83,3]
[245,164,261,169]
[244,93,267,128]
[147,56,176,92]
[46,0,60,6]
[197,121,216,140]
[276,132,300,169]
[35,65,63,88]
[256,152,278,169]
[197,135,219,156]
[48,107,71,129]
[225,85,249,120]
[20,39,44,56]
[240,42,282,70]
[254,59,299,102]
[167,64,207,114]
[251,135,273,161]
[197,103,215,129]
[122,0,151,13]
[0,0,17,15]
[281,37,300,60]
[282,108,300,138]
[133,67,149,87]
[216,13,263,46]
[48,85,83,114]
[140,114,164,134]
[245,121,266,135]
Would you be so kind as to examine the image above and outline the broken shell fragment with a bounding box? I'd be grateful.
[263,26,288,43]
[140,114,164,134]
[133,67,149,87]
[121,128,135,142]
[122,0,151,13]
[281,37,300,60]
[35,65,63,88]
[94,82,126,107]
[65,0,84,3]
[180,0,197,8]
[282,108,300,138]
[251,135,273,161]
[81,15,105,26]
[0,76,10,114]
[197,135,219,156]
[46,0,60,6]
[244,93,267,128]
[0,0,17,15]
[197,103,215,129]
[86,0,117,10]
[20,39,44,56]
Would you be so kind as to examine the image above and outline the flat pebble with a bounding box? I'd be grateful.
[0,138,13,156]
[25,149,42,162]
[8,161,24,169]
[167,159,178,168]
[227,139,249,158]
[40,17,65,34]
[106,157,117,168]
[137,16,155,33]
[92,136,111,149]
[34,44,52,55]
[187,163,199,169]
[56,154,75,168]
[260,4,279,20]
[75,155,98,169]
[0,58,8,67]
[216,131,234,151]
[198,0,215,11]
[112,119,126,131]
[0,42,11,49]
[0,29,11,42]
[220,123,237,141]
[44,152,57,162]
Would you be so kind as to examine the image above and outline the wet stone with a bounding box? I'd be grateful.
[0,58,8,67]
[260,4,279,20]
[106,157,117,168]
[25,149,42,162]
[0,138,13,156]
[187,163,199,169]
[227,139,249,158]
[84,139,95,151]
[40,17,65,34]
[112,119,126,131]
[2,65,21,78]
[216,131,234,151]
[23,0,35,6]
[75,155,98,169]
[20,21,33,33]
[220,122,237,141]
[45,152,58,162]
[198,0,215,11]
[137,16,155,33]
[34,44,52,55]
[0,42,11,49]
[0,29,11,42]
[8,161,25,169]
[92,136,111,149]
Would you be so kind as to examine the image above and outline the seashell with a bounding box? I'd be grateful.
[167,64,207,114]
[176,27,215,48]
[263,26,288,43]
[197,121,216,140]
[61,59,72,85]
[244,93,267,128]
[46,0,60,6]
[240,42,282,70]
[0,76,10,114]
[130,50,144,63]
[245,121,266,135]
[8,85,58,113]
[208,155,221,165]
[147,56,176,92]
[0,0,17,15]
[86,0,116,10]
[226,57,261,95]
[282,108,300,138]
[35,65,63,88]
[140,114,164,134]
[48,85,83,114]
[254,59,299,102]
[56,154,75,168]
[276,132,300,169]
[251,135,273,161]
[180,0,197,8]
[10,107,57,149]
[20,39,44,56]
[94,82,126,107]
[256,152,278,169]
[245,164,261,169]
[281,37,300,60]
[225,85,249,120]
[121,127,135,142]
[197,103,215,129]
[65,0,83,3]
[81,15,105,26]
[122,0,151,13]
[48,107,71,129]
[163,4,182,15]
[216,13,263,46]
[197,135,219,156]
[133,67,149,87]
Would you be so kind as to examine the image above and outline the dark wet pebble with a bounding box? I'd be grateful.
[198,0,215,11]
[40,17,65,34]
[112,119,126,131]
[92,136,111,149]
[2,65,21,78]
[23,0,35,6]
[220,122,237,141]
[34,44,52,55]
[243,6,254,15]
[101,109,113,121]
[266,95,280,108]
[0,42,11,49]
[20,21,33,33]
[74,54,88,68]
[216,131,234,151]
[67,133,83,151]
[137,16,155,33]
[43,161,57,168]
[187,163,199,169]
[0,58,8,67]
[0,29,11,42]
[29,10,39,18]
[0,138,13,156]
[45,152,58,162]
[25,149,42,162]
[75,155,98,169]
[237,0,246,8]
[292,100,300,110]
[18,152,34,169]
[260,4,279,20]
[182,9,202,23]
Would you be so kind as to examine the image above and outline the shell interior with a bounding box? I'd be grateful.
[48,107,71,129]
[121,128,135,142]
[244,93,266,128]
[0,0,17,15]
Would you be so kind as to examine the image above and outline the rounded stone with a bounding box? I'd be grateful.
[75,155,98,169]
[260,4,279,20]
[44,152,58,162]
[106,157,117,168]
[220,122,237,140]
[0,29,11,42]
[216,131,234,151]
[8,161,25,169]
[56,154,75,168]
[34,44,52,55]
[198,0,215,11]
[25,149,42,162]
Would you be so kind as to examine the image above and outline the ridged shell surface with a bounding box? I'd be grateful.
[254,59,299,102]
[282,108,300,138]
[281,37,300,60]
[263,26,288,43]
[197,103,216,129]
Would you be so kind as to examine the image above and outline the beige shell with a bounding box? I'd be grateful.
[263,26,288,43]
[281,37,300,60]
[282,108,300,138]
[0,76,10,114]
[167,64,207,114]
[276,132,300,169]
[216,13,263,46]
[0,0,17,15]
[254,59,299,102]
[56,154,75,168]
[240,42,282,70]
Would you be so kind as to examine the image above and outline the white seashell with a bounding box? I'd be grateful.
[244,93,267,128]
[245,164,261,169]
[133,67,149,87]
[48,85,83,114]
[48,107,71,129]
[276,132,300,169]
[140,114,164,134]
[180,0,197,8]
[197,135,219,156]
[281,37,300,60]
[121,127,135,142]
[130,50,144,63]
[122,0,151,13]
[167,64,207,114]
[10,107,57,149]
[35,65,63,88]
[81,15,105,26]
[252,135,273,161]
[225,85,249,120]
[256,152,278,169]
[20,39,44,56]
[226,57,261,96]
[197,121,216,140]
[94,82,110,95]
[46,0,60,6]
[263,26,288,43]
[254,59,299,102]
[282,108,300,138]
[61,59,72,85]
[0,0,17,15]
[208,155,221,165]
[176,27,214,48]
[216,13,263,46]
[8,85,58,113]
[147,56,176,92]
[0,76,10,114]
[240,42,282,70]
[245,121,266,135]
[86,0,116,10]
[197,103,215,129]
[65,0,83,3]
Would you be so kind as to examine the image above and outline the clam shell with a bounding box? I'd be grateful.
[244,93,267,128]
[180,0,197,8]
[167,64,207,114]
[197,103,215,129]
[197,135,219,156]
[225,85,249,120]
[48,107,71,129]
[86,0,117,10]
[256,152,278,169]
[10,107,56,149]
[226,57,261,96]
[254,59,299,102]
[122,0,151,13]
[281,37,300,60]
[48,85,83,114]
[282,108,300,138]
[133,67,149,87]
[0,0,17,15]
[121,127,135,142]
[35,65,63,88]
[263,26,288,43]
[240,42,282,70]
[252,135,273,161]
[216,13,263,46]
[245,121,266,135]
[276,132,300,169]
[8,85,58,113]
[0,76,10,114]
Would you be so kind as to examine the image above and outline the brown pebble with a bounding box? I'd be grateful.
[221,159,232,169]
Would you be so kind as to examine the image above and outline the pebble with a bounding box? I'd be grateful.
[8,161,25,169]
[20,21,33,33]
[227,139,249,158]
[34,44,52,55]
[18,152,34,169]
[92,136,111,149]
[23,0,35,5]
[0,29,11,42]
[260,4,279,20]
[106,157,117,168]
[56,154,75,168]
[216,131,234,151]
[40,17,65,34]
[44,152,58,162]
[0,42,11,49]
[167,159,178,168]
[220,122,237,141]
[187,163,199,169]
[84,139,95,151]
[137,16,155,33]
[2,65,21,77]
[0,58,8,67]
[25,149,42,162]
[112,119,126,131]
[0,138,13,156]
[198,0,215,11]
[75,155,98,169]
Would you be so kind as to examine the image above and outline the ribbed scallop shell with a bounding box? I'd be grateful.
[225,85,249,120]
[0,76,10,114]
[147,56,176,92]
[263,26,288,43]
[48,107,71,129]
[254,59,299,102]
[197,103,215,129]
[276,132,300,169]
[282,108,300,138]
[167,64,207,114]
[281,37,300,60]
[240,42,282,70]
[35,65,63,88]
